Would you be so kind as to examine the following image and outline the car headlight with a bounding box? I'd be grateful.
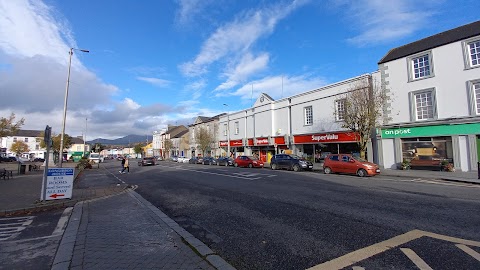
[364,164,374,168]
[299,160,307,165]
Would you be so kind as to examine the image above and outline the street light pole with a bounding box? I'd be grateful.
[59,47,89,168]
[83,118,87,158]
[223,104,230,157]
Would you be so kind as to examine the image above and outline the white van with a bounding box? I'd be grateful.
[88,153,103,163]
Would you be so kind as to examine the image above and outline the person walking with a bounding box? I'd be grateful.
[120,157,129,174]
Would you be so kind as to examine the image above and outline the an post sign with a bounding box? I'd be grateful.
[46,168,74,200]
[381,123,480,138]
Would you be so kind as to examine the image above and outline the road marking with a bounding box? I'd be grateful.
[456,244,480,262]
[158,164,263,180]
[400,248,433,270]
[52,207,73,235]
[351,267,365,270]
[0,216,34,241]
[307,229,480,270]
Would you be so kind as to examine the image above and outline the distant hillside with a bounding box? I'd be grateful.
[87,134,153,146]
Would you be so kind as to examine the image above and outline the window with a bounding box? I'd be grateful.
[407,51,434,81]
[24,138,28,142]
[470,80,480,115]
[234,122,239,135]
[35,145,39,150]
[335,99,345,121]
[410,89,437,121]
[223,124,227,136]
[13,137,17,142]
[466,39,480,68]
[304,106,313,125]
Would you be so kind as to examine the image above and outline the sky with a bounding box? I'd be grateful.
[0,0,478,140]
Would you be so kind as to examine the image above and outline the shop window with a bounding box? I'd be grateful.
[401,137,453,169]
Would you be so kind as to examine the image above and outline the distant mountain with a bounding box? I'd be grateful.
[87,134,153,146]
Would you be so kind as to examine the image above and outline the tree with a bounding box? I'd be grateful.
[134,143,143,157]
[164,139,173,158]
[0,113,25,144]
[10,141,29,157]
[39,132,73,154]
[338,76,390,159]
[195,127,215,156]
[92,143,105,153]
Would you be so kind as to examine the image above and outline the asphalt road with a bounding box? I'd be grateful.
[108,160,480,270]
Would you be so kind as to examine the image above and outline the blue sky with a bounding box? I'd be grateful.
[0,0,478,139]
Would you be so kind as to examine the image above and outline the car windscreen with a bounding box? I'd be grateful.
[90,154,100,158]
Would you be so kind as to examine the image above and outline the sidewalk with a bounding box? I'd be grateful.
[309,162,480,185]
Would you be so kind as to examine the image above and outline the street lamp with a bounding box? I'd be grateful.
[223,104,230,157]
[59,47,89,168]
[83,118,87,158]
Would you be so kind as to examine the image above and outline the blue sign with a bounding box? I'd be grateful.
[47,168,74,176]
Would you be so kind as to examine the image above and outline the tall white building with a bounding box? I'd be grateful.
[377,20,480,171]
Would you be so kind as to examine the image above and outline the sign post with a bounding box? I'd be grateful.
[41,125,52,201]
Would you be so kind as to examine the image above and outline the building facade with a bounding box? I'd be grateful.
[189,115,223,158]
[1,130,45,160]
[377,20,480,171]
[218,73,380,163]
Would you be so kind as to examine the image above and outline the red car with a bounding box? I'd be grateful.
[234,156,264,168]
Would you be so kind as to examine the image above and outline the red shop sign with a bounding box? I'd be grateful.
[255,137,269,145]
[247,138,254,146]
[293,132,358,144]
[230,140,243,146]
[274,136,285,145]
[219,141,228,147]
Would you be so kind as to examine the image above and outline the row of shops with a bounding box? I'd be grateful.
[215,122,480,172]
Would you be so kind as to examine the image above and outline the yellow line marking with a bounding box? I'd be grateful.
[456,244,480,262]
[307,229,480,270]
[400,248,433,270]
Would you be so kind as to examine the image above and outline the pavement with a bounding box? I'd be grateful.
[0,161,479,270]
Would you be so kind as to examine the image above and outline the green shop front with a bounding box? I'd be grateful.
[378,122,480,171]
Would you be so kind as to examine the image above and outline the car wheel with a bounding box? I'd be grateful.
[324,167,332,174]
[293,164,300,172]
[357,169,367,177]
[248,163,253,168]
[271,163,277,170]
[234,163,238,167]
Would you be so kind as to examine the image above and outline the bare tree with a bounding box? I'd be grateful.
[337,77,390,159]
[195,127,215,156]
[164,139,173,158]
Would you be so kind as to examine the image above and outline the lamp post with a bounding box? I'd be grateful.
[223,104,230,157]
[59,47,89,168]
[83,118,87,158]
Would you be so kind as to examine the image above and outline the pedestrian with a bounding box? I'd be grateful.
[119,157,129,174]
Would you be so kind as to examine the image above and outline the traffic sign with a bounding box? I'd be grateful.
[46,168,74,200]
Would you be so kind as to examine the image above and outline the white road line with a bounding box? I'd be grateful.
[0,216,34,241]
[351,267,365,270]
[455,244,480,262]
[158,165,257,180]
[52,207,73,235]
[400,248,433,270]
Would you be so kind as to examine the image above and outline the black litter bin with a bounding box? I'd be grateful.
[19,164,26,174]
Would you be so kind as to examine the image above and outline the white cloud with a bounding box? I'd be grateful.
[175,0,213,26]
[222,74,328,102]
[215,52,270,91]
[137,77,171,88]
[334,0,440,46]
[179,0,308,77]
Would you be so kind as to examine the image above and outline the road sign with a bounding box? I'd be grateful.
[46,168,74,201]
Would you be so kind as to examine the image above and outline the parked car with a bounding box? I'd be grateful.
[323,154,380,177]
[177,156,189,163]
[234,156,264,168]
[270,154,313,171]
[188,157,199,164]
[88,153,103,163]
[202,157,217,165]
[138,157,156,166]
[216,157,234,166]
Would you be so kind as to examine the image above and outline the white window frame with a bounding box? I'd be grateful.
[234,121,239,135]
[304,106,313,126]
[335,99,345,121]
[463,37,480,69]
[409,88,437,121]
[468,79,480,115]
[223,124,227,136]
[407,51,434,81]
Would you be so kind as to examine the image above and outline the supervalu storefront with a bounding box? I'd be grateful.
[378,122,480,172]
